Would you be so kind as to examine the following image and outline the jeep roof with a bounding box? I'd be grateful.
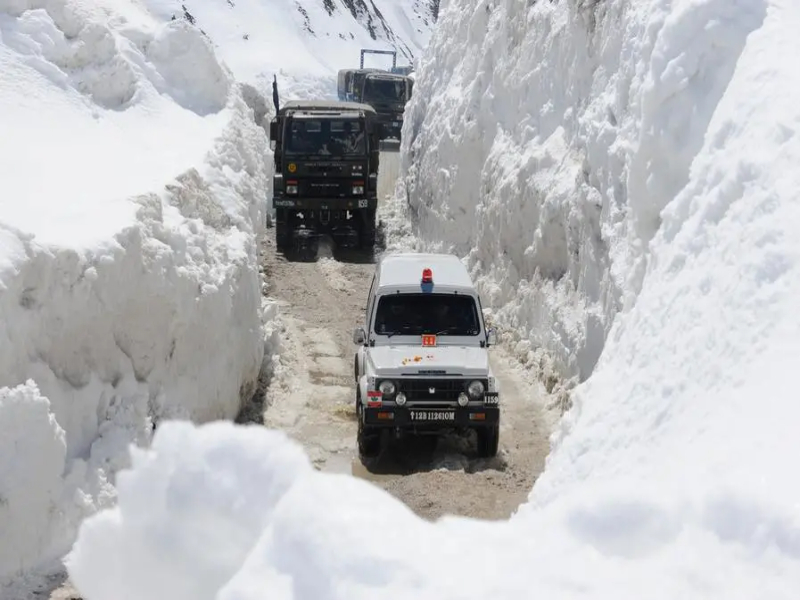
[375,253,474,293]
[278,100,377,116]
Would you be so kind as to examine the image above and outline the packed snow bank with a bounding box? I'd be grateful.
[0,0,271,583]
[68,388,800,600]
[390,0,780,389]
[0,382,73,582]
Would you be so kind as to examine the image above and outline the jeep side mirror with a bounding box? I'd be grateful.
[486,327,497,347]
[269,120,278,141]
[353,327,366,345]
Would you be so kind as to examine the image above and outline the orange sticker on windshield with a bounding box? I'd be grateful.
[421,335,437,347]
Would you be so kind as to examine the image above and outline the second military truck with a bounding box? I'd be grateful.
[268,100,382,252]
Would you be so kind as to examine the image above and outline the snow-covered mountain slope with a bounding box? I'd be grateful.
[148,0,437,97]
[0,0,272,585]
[66,0,800,598]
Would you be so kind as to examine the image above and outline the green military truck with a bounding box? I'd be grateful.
[337,50,414,150]
[359,70,413,146]
[268,100,382,253]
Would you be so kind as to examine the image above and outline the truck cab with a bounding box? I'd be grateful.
[337,68,381,102]
[268,100,382,252]
[359,72,413,142]
[352,253,500,460]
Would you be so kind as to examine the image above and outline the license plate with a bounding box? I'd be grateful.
[410,410,455,422]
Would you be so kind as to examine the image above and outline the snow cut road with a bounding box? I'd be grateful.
[257,152,553,520]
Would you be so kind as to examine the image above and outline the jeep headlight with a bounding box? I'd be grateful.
[352,184,365,195]
[378,380,396,398]
[467,380,485,399]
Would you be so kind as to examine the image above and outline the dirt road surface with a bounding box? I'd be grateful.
[258,150,554,521]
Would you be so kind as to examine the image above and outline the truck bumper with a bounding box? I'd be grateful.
[363,405,499,429]
[272,196,377,211]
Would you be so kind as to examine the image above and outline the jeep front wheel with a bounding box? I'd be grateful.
[476,424,499,458]
[357,419,381,459]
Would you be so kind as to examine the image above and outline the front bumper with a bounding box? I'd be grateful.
[363,404,499,429]
[377,115,403,139]
[272,195,377,211]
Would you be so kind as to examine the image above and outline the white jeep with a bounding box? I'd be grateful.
[353,252,500,460]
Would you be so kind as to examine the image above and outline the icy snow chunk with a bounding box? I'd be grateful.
[146,20,230,115]
[0,381,66,579]
[66,419,800,600]
[66,421,313,600]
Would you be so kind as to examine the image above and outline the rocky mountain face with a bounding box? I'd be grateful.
[328,0,439,61]
[174,0,439,67]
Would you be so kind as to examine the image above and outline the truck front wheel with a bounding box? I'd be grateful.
[359,208,377,250]
[275,216,289,251]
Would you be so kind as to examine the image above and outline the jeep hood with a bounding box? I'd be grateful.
[368,346,489,377]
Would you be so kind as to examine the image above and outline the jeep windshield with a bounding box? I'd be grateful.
[285,117,365,157]
[374,294,481,337]
[362,77,407,105]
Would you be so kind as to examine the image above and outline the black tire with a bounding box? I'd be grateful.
[476,424,499,458]
[275,219,289,251]
[357,418,381,459]
[360,211,376,250]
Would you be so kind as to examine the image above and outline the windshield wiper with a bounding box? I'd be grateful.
[428,326,461,336]
[428,326,479,336]
[385,325,419,338]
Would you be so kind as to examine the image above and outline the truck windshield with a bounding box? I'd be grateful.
[363,78,407,104]
[286,119,365,156]
[374,294,481,337]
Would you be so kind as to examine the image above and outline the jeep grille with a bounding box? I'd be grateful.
[397,378,489,402]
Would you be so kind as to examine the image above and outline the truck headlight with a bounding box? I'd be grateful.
[395,392,407,406]
[378,380,396,398]
[286,185,298,194]
[458,392,469,407]
[352,185,364,195]
[467,380,485,399]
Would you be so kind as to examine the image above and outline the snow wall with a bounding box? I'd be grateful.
[392,0,788,390]
[62,0,800,598]
[0,0,274,584]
